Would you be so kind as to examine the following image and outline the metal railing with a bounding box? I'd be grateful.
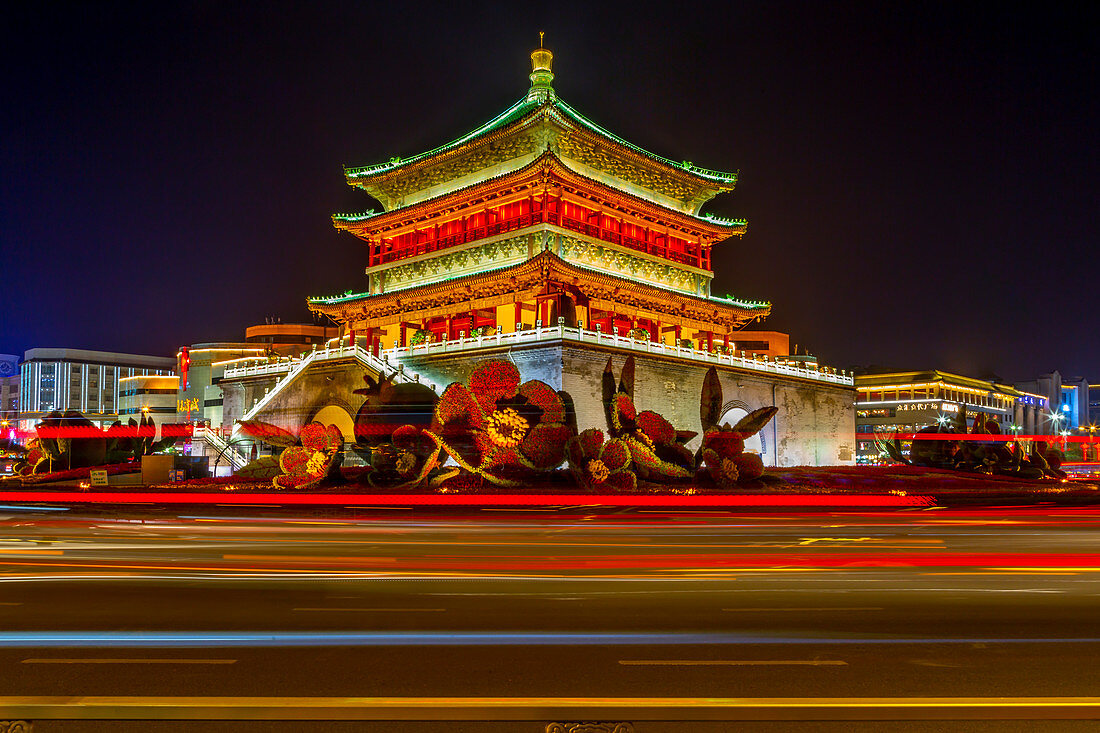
[191,426,249,470]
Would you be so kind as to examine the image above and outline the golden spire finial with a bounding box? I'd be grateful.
[529,34,554,99]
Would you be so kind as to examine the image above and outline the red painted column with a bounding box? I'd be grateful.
[514,302,523,330]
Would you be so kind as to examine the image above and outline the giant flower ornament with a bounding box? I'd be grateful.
[428,359,573,486]
[565,429,635,493]
[609,391,694,482]
[272,421,343,490]
[696,367,777,489]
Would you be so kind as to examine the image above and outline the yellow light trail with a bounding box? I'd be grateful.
[1,695,1100,721]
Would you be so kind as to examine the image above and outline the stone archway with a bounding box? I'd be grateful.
[719,399,768,461]
[311,404,356,443]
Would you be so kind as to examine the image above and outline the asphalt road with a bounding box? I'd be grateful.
[1,504,1100,731]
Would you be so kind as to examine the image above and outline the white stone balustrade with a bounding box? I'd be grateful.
[386,324,853,386]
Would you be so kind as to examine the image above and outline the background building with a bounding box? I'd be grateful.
[118,374,181,433]
[177,323,341,431]
[0,354,19,439]
[1090,384,1100,427]
[1016,371,1090,435]
[855,370,1048,464]
[176,344,267,430]
[245,322,338,350]
[17,348,175,432]
[176,324,341,474]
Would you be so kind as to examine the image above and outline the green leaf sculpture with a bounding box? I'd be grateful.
[235,456,283,479]
[700,367,723,432]
[730,406,779,439]
[236,420,298,448]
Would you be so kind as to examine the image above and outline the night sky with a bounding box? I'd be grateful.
[2,2,1095,382]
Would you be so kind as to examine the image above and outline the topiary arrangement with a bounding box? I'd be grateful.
[428,359,574,487]
[351,372,442,490]
[602,356,696,485]
[273,422,344,489]
[697,367,778,488]
[235,420,344,489]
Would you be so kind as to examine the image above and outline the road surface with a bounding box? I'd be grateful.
[0,503,1099,730]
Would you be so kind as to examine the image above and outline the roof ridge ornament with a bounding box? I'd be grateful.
[528,32,555,103]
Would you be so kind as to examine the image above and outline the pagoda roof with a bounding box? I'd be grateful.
[342,47,739,214]
[344,95,737,186]
[333,150,746,242]
[308,250,769,330]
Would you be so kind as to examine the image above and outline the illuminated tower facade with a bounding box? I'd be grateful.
[298,43,855,467]
[309,44,770,350]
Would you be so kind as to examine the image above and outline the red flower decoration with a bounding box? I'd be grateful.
[360,424,442,491]
[428,359,573,487]
[701,428,766,489]
[609,391,692,482]
[565,429,636,493]
[273,422,343,490]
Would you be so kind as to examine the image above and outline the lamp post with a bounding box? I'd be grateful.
[1049,410,1064,435]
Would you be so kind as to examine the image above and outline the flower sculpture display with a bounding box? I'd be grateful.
[351,372,442,490]
[603,357,695,483]
[428,359,573,486]
[697,366,777,488]
[361,424,442,490]
[12,439,45,476]
[272,421,344,490]
[565,428,634,493]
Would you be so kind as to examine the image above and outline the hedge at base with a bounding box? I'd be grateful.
[873,403,1069,480]
[9,410,173,477]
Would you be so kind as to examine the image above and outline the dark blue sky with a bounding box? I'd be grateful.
[2,1,1096,381]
